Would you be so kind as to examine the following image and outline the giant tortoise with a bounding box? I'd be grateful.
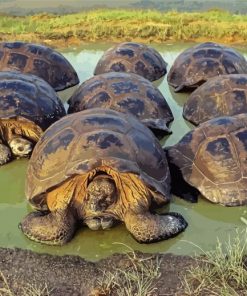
[166,114,247,206]
[0,41,79,91]
[0,71,66,165]
[67,72,173,138]
[94,42,167,82]
[168,42,247,92]
[20,108,187,245]
[183,74,247,125]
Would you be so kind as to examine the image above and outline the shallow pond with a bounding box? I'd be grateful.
[0,42,246,261]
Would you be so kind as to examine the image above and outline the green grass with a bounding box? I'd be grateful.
[0,9,247,46]
[181,229,247,296]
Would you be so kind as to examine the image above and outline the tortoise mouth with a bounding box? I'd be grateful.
[84,212,118,221]
[83,213,118,230]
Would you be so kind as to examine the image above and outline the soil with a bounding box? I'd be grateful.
[0,247,196,296]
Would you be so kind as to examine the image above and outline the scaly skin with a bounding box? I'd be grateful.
[124,210,188,243]
[20,209,76,246]
[0,143,11,165]
[20,173,188,245]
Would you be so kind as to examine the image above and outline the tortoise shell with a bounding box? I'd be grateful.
[26,108,171,208]
[183,74,247,125]
[0,71,66,131]
[168,42,247,92]
[94,42,167,81]
[0,41,79,91]
[67,72,173,138]
[166,114,247,206]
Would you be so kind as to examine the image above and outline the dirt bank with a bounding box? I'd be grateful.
[0,247,196,295]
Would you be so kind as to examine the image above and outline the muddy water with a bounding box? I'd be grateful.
[0,43,246,261]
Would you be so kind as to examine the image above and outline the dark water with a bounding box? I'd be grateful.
[0,42,246,261]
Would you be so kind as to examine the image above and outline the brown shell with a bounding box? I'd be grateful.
[0,71,66,131]
[94,42,167,81]
[167,114,247,206]
[168,42,247,92]
[26,108,171,208]
[183,74,247,125]
[67,72,173,138]
[0,41,79,91]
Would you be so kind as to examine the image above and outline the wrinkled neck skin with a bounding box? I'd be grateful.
[0,119,43,144]
[73,170,151,223]
[0,122,33,158]
[78,173,122,221]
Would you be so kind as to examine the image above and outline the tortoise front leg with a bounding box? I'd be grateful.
[124,210,188,243]
[19,209,77,245]
[0,142,11,165]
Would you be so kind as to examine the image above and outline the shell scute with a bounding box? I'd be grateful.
[0,41,79,91]
[168,42,247,91]
[68,72,173,138]
[167,114,247,205]
[27,108,170,206]
[7,53,28,70]
[117,98,145,115]
[94,42,167,81]
[116,48,135,57]
[0,71,65,131]
[184,74,247,125]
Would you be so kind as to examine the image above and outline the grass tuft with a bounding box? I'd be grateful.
[90,243,161,296]
[0,271,51,296]
[181,229,247,296]
[0,271,14,296]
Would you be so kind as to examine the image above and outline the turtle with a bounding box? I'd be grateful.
[165,114,247,206]
[0,71,66,165]
[67,72,174,139]
[167,42,247,92]
[183,74,247,125]
[0,41,79,91]
[94,42,167,82]
[19,108,187,245]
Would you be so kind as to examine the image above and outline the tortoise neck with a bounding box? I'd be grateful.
[90,172,113,182]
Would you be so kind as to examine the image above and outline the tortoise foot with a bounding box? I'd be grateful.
[125,211,188,243]
[19,210,76,245]
[0,144,11,165]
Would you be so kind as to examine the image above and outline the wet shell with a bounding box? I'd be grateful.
[168,42,247,92]
[94,42,167,81]
[26,108,171,209]
[0,71,66,130]
[183,74,247,125]
[166,114,247,206]
[0,41,79,91]
[67,72,173,138]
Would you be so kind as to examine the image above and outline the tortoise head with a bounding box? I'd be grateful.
[9,137,33,158]
[83,173,118,230]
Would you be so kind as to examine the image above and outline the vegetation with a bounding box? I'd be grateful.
[91,229,247,296]
[0,271,52,296]
[0,9,247,46]
[1,230,246,295]
[182,229,247,296]
[90,244,161,296]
